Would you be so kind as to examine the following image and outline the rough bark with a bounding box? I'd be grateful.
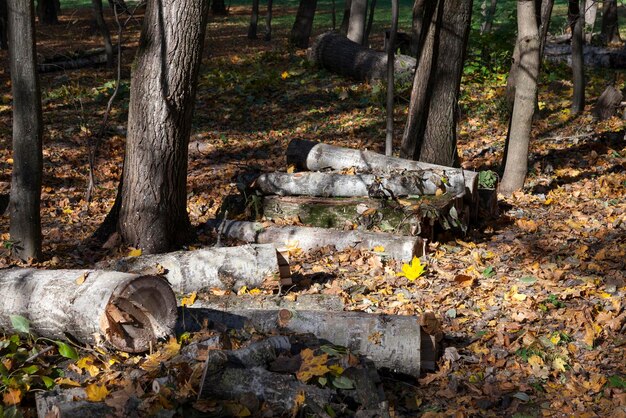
[289,0,317,48]
[194,294,345,312]
[98,244,287,293]
[308,31,416,82]
[91,0,114,67]
[8,0,43,261]
[189,308,441,375]
[248,0,260,39]
[36,389,114,418]
[410,0,426,56]
[0,269,177,352]
[500,0,541,195]
[570,0,586,114]
[37,0,58,24]
[347,0,367,44]
[601,0,621,44]
[209,220,425,261]
[400,0,473,167]
[255,170,465,199]
[118,0,209,253]
[286,139,478,203]
[592,85,623,119]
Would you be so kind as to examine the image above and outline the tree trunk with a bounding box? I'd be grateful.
[37,0,58,24]
[480,0,497,34]
[8,0,43,261]
[308,31,416,82]
[248,0,259,39]
[363,0,376,45]
[0,0,7,50]
[584,0,597,42]
[601,0,621,44]
[340,0,351,33]
[570,0,585,114]
[410,0,426,56]
[289,0,317,48]
[347,0,367,44]
[499,0,540,195]
[592,85,623,119]
[118,0,209,254]
[0,269,177,352]
[209,220,425,261]
[211,0,227,15]
[400,0,473,167]
[385,0,398,156]
[91,0,114,67]
[264,0,273,40]
[99,244,288,293]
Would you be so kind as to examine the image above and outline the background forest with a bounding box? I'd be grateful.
[0,0,624,416]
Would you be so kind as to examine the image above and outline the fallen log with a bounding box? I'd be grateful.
[593,85,623,120]
[254,170,466,199]
[262,195,466,239]
[286,139,479,218]
[37,47,112,73]
[98,244,289,293]
[194,293,345,311]
[0,269,177,353]
[185,308,440,375]
[207,220,425,261]
[543,42,626,68]
[307,31,416,82]
[36,388,114,418]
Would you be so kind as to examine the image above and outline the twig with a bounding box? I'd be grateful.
[25,345,55,363]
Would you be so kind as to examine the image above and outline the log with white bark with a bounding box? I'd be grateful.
[286,139,479,218]
[184,308,440,376]
[98,244,289,293]
[36,388,115,418]
[308,31,416,82]
[0,269,176,353]
[207,220,425,261]
[543,43,626,68]
[193,293,345,311]
[262,195,466,239]
[254,170,466,199]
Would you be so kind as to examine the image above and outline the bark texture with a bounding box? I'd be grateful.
[347,0,367,44]
[37,0,58,24]
[308,31,416,82]
[400,0,473,167]
[8,0,43,261]
[500,0,540,195]
[569,0,586,114]
[601,0,621,44]
[0,269,177,352]
[91,0,114,67]
[592,85,623,119]
[248,0,260,39]
[289,0,317,48]
[118,0,209,253]
[410,0,425,56]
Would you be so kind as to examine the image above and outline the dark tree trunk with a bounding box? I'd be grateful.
[340,0,351,33]
[0,0,7,50]
[118,0,209,254]
[569,0,585,114]
[37,0,58,24]
[331,0,336,29]
[211,0,228,15]
[480,0,497,34]
[91,0,114,67]
[385,0,398,155]
[347,0,367,44]
[264,0,273,40]
[290,0,317,48]
[601,0,621,44]
[400,0,473,167]
[363,0,376,45]
[500,0,540,195]
[248,0,259,39]
[410,0,426,56]
[8,0,43,261]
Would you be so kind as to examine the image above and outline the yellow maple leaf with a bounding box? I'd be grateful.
[85,384,109,402]
[280,71,290,80]
[76,356,101,377]
[296,349,329,382]
[128,248,142,257]
[181,291,197,307]
[75,272,88,285]
[373,245,385,252]
[249,288,262,295]
[2,388,22,406]
[286,164,296,174]
[552,357,567,372]
[55,377,82,387]
[396,256,426,281]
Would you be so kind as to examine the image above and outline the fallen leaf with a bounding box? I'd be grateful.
[296,348,329,382]
[397,256,426,281]
[85,384,109,402]
[181,291,197,307]
[128,248,142,257]
[2,388,22,406]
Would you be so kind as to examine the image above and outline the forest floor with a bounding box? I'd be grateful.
[0,5,625,418]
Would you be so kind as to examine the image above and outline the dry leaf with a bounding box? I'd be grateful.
[85,384,109,402]
[128,248,142,257]
[296,348,329,382]
[181,291,197,307]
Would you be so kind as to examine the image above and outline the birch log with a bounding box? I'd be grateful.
[193,294,345,311]
[185,308,440,375]
[98,244,288,293]
[254,170,465,198]
[0,269,176,352]
[208,220,425,261]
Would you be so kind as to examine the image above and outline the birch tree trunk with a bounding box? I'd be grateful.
[500,0,540,195]
[347,0,367,44]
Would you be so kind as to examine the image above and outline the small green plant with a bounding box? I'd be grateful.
[479,170,498,189]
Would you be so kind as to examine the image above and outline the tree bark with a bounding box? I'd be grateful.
[500,0,540,195]
[400,0,473,167]
[248,0,260,39]
[480,0,498,34]
[584,0,597,42]
[91,0,114,67]
[592,85,622,119]
[601,0,621,44]
[347,0,367,44]
[37,0,58,24]
[0,0,7,50]
[99,244,287,293]
[8,0,43,261]
[264,0,273,40]
[37,47,111,72]
[385,0,398,156]
[0,269,177,352]
[308,31,416,82]
[209,220,425,261]
[340,0,351,33]
[363,0,376,45]
[194,294,345,312]
[290,0,317,48]
[118,0,209,254]
[211,0,227,15]
[569,0,586,114]
[410,0,426,56]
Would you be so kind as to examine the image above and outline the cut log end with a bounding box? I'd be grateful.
[100,275,177,353]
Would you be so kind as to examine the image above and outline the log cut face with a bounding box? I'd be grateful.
[0,269,177,352]
[307,31,416,82]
